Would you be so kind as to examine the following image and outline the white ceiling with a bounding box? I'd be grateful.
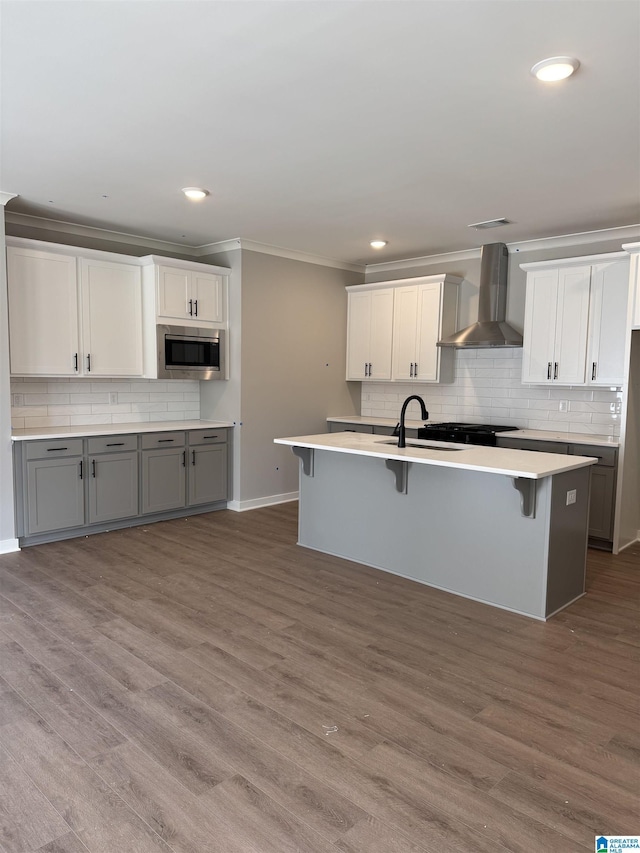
[2,1,639,264]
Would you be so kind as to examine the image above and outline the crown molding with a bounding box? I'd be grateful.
[365,224,640,273]
[0,192,18,207]
[4,212,195,255]
[197,237,365,272]
[365,247,481,273]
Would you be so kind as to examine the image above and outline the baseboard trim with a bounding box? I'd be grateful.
[618,533,640,553]
[0,538,20,555]
[227,492,299,512]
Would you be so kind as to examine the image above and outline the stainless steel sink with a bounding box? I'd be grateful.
[377,440,464,452]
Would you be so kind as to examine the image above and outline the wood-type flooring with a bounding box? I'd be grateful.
[0,503,638,852]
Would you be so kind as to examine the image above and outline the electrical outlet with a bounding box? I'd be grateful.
[610,401,621,414]
[566,489,577,506]
[109,392,118,405]
[558,400,568,413]
[12,393,24,407]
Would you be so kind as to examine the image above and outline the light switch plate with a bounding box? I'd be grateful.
[12,393,24,407]
[566,489,577,506]
[109,392,118,405]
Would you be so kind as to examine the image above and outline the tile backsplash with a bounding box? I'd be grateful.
[10,378,200,430]
[361,349,623,436]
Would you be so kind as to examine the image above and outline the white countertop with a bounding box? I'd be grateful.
[327,416,619,447]
[276,432,598,480]
[11,419,235,441]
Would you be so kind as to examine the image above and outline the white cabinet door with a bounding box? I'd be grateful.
[391,286,418,381]
[553,266,591,384]
[346,289,393,381]
[587,260,630,385]
[368,289,394,380]
[157,266,191,320]
[192,271,223,323]
[414,283,442,382]
[522,269,559,384]
[156,266,223,324]
[7,247,79,376]
[80,259,143,376]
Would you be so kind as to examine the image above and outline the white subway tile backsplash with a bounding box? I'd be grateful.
[10,378,201,429]
[360,350,621,437]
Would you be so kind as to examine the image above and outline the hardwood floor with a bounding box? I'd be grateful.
[0,503,638,852]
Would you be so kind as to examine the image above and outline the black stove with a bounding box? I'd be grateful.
[417,422,517,446]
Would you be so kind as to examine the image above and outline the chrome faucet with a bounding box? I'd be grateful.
[398,395,429,448]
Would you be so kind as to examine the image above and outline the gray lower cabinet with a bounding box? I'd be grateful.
[188,445,228,505]
[496,435,618,543]
[26,456,85,534]
[89,451,139,523]
[15,427,230,545]
[141,447,187,514]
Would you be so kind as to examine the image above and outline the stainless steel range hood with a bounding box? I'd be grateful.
[437,242,523,348]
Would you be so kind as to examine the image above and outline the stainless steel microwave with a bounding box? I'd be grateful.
[157,325,225,380]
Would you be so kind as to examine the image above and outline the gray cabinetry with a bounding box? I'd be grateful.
[87,435,138,525]
[327,420,417,438]
[23,439,85,535]
[140,431,187,514]
[496,435,618,545]
[14,426,230,546]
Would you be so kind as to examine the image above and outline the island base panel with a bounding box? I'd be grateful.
[296,450,590,620]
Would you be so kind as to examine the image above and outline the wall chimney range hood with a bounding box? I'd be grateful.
[437,242,523,348]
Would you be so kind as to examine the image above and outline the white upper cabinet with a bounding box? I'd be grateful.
[7,245,143,378]
[346,274,460,384]
[521,253,629,386]
[7,247,79,376]
[346,287,394,380]
[586,261,630,385]
[623,242,640,329]
[155,264,223,325]
[80,258,143,376]
[391,278,458,382]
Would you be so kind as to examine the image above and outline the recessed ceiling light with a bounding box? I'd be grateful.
[370,240,388,249]
[182,187,210,201]
[531,56,580,82]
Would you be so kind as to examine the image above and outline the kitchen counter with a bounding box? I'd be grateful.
[11,419,235,442]
[276,432,597,479]
[327,416,619,447]
[277,431,595,620]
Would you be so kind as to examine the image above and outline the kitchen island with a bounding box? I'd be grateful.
[275,432,598,620]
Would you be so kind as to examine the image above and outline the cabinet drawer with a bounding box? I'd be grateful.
[496,437,569,454]
[25,439,83,460]
[188,429,228,446]
[331,423,374,434]
[141,431,185,449]
[568,444,617,467]
[88,434,138,454]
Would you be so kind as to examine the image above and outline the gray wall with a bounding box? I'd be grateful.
[0,207,17,551]
[237,250,361,504]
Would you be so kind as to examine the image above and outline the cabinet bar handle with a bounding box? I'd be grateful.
[554,362,558,380]
[409,363,413,377]
[364,362,368,377]
[74,353,78,371]
[192,450,196,465]
[368,362,372,376]
[414,362,418,375]
[157,438,174,443]
[188,299,193,316]
[91,459,96,478]
[592,362,597,381]
[194,299,198,317]
[47,447,68,452]
[182,450,186,467]
[106,442,125,447]
[203,435,218,439]
[547,362,552,380]
[79,460,83,479]
[87,353,91,372]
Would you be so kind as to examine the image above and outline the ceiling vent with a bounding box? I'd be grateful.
[468,218,511,230]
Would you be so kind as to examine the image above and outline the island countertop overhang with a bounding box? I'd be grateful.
[274,432,598,480]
